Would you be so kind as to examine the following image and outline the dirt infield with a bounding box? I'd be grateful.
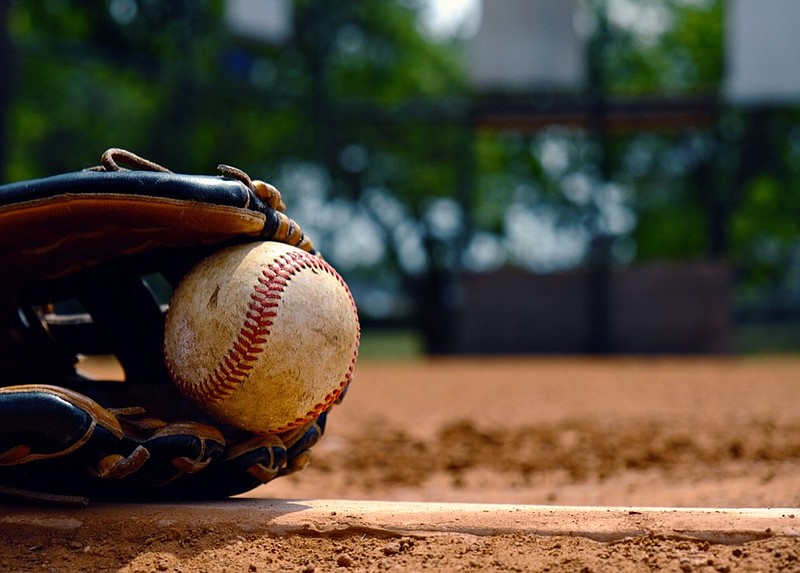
[265,356,800,508]
[3,356,800,571]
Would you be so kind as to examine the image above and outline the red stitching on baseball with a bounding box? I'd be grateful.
[269,255,361,434]
[172,248,360,433]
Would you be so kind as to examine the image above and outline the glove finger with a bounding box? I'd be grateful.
[95,421,227,494]
[0,384,126,499]
[172,433,288,498]
[279,413,327,477]
[0,384,123,466]
[285,412,327,459]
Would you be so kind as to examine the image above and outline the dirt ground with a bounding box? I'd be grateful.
[4,356,800,571]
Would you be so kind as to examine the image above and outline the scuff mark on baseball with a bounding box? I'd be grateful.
[164,241,360,434]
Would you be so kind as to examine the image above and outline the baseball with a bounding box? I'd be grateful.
[163,241,360,434]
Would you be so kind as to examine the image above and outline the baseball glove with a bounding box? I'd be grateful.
[0,149,346,504]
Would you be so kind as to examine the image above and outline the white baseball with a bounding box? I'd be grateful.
[164,241,360,434]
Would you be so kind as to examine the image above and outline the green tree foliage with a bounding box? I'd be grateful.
[468,1,728,278]
[729,108,800,300]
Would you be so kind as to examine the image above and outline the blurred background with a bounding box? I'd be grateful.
[2,0,799,357]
